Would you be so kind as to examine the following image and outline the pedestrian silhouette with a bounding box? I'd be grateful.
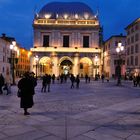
[70,74,75,89]
[18,72,37,115]
[85,74,88,83]
[46,74,51,92]
[52,74,55,84]
[0,74,4,94]
[101,74,105,83]
[41,74,47,92]
[75,75,80,89]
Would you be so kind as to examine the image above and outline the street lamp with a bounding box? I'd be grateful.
[94,55,99,75]
[94,55,99,79]
[115,42,124,85]
[35,55,39,78]
[10,41,18,85]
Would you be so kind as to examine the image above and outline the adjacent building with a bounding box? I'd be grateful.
[103,35,126,78]
[0,35,11,82]
[0,34,31,84]
[16,47,31,77]
[30,2,102,77]
[125,18,140,76]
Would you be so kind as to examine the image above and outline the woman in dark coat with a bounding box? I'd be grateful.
[18,72,37,115]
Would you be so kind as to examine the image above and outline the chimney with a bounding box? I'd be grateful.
[2,33,6,38]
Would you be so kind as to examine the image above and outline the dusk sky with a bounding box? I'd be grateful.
[0,0,140,49]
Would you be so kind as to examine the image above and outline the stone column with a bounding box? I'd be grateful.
[72,53,79,76]
[30,56,35,74]
[52,53,59,77]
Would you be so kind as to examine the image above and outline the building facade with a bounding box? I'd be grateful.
[30,2,102,77]
[125,18,140,76]
[103,35,126,78]
[16,47,31,77]
[0,37,11,82]
[0,34,31,84]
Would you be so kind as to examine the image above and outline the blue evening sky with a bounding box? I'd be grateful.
[0,0,139,49]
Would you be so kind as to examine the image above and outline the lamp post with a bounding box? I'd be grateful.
[115,42,124,85]
[10,41,18,85]
[35,55,39,78]
[94,55,99,75]
[94,55,99,80]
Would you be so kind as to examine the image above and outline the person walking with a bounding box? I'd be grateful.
[0,74,4,94]
[85,74,88,83]
[46,74,51,92]
[101,74,105,83]
[75,75,80,89]
[41,74,47,92]
[52,74,55,84]
[70,74,75,89]
[18,72,37,115]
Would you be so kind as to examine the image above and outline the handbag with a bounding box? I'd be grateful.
[17,89,22,97]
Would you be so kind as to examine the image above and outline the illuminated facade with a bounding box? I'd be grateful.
[103,35,126,78]
[30,2,101,77]
[16,47,31,77]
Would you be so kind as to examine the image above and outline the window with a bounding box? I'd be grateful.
[131,27,134,33]
[127,38,130,45]
[131,36,134,43]
[127,30,130,35]
[115,41,118,46]
[135,24,139,30]
[130,56,134,65]
[83,36,89,48]
[135,44,139,53]
[131,46,134,54]
[135,33,139,42]
[135,56,138,66]
[63,35,69,47]
[43,35,49,47]
[127,47,130,55]
[127,58,129,66]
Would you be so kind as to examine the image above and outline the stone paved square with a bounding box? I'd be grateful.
[0,79,140,140]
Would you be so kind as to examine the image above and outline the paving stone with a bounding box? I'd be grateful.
[37,135,63,140]
[127,134,140,140]
[83,131,124,140]
[95,127,132,139]
[2,130,49,140]
[0,132,7,140]
[2,125,36,136]
[71,135,95,140]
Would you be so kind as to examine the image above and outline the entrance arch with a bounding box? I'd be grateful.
[59,56,73,75]
[79,57,93,77]
[39,57,52,75]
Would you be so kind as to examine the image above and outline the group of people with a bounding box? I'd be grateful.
[0,74,10,95]
[133,75,140,87]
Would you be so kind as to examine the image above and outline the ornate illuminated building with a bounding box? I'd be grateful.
[30,2,102,77]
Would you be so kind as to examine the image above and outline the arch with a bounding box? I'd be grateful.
[59,56,73,65]
[39,56,52,75]
[59,56,73,75]
[80,57,93,65]
[39,56,52,64]
[79,57,93,77]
